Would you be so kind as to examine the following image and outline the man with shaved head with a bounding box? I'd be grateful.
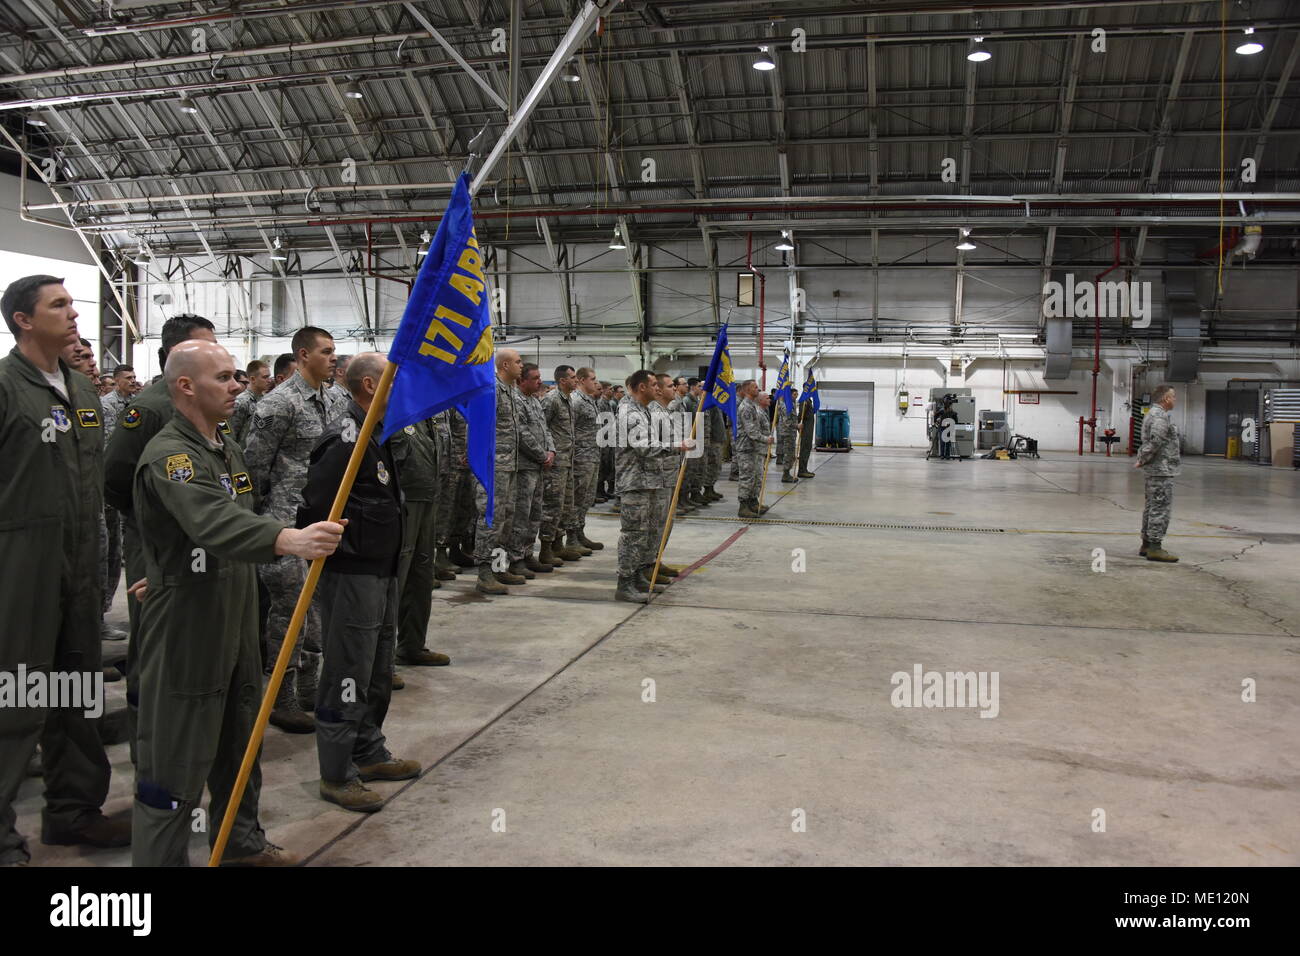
[131,339,345,865]
[472,348,524,594]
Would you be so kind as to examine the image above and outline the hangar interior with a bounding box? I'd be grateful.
[2,0,1297,867]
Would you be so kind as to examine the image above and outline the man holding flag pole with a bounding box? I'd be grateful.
[773,350,800,484]
[208,169,499,865]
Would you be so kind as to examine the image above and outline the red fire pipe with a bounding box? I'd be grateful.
[1083,227,1122,454]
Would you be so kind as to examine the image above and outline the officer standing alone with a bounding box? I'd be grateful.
[1136,384,1182,563]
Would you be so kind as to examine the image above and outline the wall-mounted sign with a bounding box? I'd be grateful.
[1018,392,1040,405]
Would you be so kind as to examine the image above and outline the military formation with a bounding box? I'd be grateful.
[0,274,806,868]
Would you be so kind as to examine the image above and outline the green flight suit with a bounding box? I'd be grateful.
[104,378,175,758]
[0,348,111,864]
[131,412,285,866]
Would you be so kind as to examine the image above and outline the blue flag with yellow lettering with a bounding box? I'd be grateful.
[700,324,737,437]
[800,368,820,413]
[383,172,498,522]
[774,350,793,414]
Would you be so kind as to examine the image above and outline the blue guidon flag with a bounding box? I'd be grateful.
[699,323,737,437]
[800,367,820,413]
[382,172,499,522]
[774,349,794,414]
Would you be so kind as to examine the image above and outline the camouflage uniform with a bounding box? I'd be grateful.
[473,375,521,565]
[228,387,263,445]
[597,396,616,498]
[541,386,576,545]
[101,388,131,437]
[650,401,679,546]
[736,397,769,502]
[615,397,662,577]
[1137,405,1181,544]
[242,371,346,691]
[437,410,475,550]
[512,390,554,560]
[570,389,602,533]
[776,401,798,468]
[99,389,132,616]
[704,404,726,488]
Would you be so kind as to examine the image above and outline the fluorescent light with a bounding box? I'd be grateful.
[1235,26,1263,56]
[270,237,288,261]
[967,37,991,62]
[753,46,776,71]
[343,79,364,99]
[177,94,198,114]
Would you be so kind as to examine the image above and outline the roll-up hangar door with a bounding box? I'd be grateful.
[817,382,874,445]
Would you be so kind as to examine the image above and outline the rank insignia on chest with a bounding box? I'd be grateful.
[219,473,235,498]
[122,408,142,428]
[166,453,194,483]
[232,471,253,494]
[376,461,390,485]
[76,408,101,427]
[49,406,71,432]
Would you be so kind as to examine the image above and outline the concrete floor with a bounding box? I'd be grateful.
[18,448,1299,866]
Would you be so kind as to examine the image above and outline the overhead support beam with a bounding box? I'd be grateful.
[1249,31,1300,186]
[402,3,509,111]
[1133,15,1200,268]
[1041,18,1088,328]
[470,0,622,195]
[953,52,979,333]
[667,45,719,329]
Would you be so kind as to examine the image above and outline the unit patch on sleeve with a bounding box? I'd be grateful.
[219,473,235,498]
[49,406,71,433]
[121,408,142,429]
[165,454,195,483]
[76,408,101,427]
[232,472,253,494]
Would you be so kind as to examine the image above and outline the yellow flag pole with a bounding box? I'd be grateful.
[208,361,397,867]
[756,413,776,511]
[648,403,702,598]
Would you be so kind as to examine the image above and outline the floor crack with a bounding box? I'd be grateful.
[1186,539,1298,638]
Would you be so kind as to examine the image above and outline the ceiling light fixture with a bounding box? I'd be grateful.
[416,230,432,258]
[774,231,794,252]
[956,228,976,252]
[561,61,581,82]
[27,113,48,127]
[967,37,992,62]
[609,227,627,251]
[1235,26,1264,55]
[753,46,776,71]
[177,94,198,113]
[270,237,289,261]
[132,241,152,266]
[343,78,364,99]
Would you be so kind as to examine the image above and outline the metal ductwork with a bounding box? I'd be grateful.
[1043,267,1071,379]
[1164,250,1201,382]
